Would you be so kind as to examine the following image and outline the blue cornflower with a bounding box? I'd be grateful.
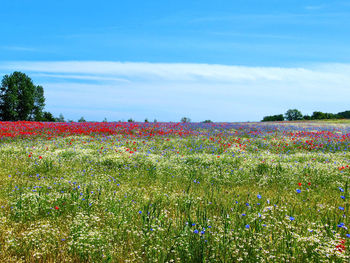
[339,206,344,211]
[138,211,142,214]
[257,194,262,199]
[346,234,350,238]
[245,224,250,229]
[200,230,205,234]
[339,187,344,192]
[208,226,212,228]
[242,213,246,216]
[341,196,345,199]
[289,216,295,221]
[296,189,301,193]
[194,229,199,234]
[192,223,196,226]
[338,223,345,228]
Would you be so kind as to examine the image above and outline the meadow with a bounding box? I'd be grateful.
[0,121,349,262]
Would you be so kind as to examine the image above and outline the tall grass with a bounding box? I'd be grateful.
[0,123,349,262]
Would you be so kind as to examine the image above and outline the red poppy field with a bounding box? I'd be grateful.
[0,121,349,262]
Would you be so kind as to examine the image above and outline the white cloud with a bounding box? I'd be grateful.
[2,61,350,83]
[0,61,349,121]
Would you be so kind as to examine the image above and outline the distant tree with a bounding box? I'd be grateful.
[127,118,134,122]
[0,72,45,121]
[42,111,56,122]
[285,109,303,121]
[303,115,311,120]
[262,114,284,122]
[337,110,350,119]
[78,116,86,122]
[153,119,157,123]
[202,120,213,123]
[102,117,108,122]
[181,117,191,123]
[144,118,149,123]
[56,113,65,122]
[311,111,326,120]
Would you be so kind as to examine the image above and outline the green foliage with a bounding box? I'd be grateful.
[202,120,213,123]
[78,116,86,122]
[0,72,45,121]
[56,113,65,122]
[285,109,303,121]
[261,114,284,122]
[127,118,134,122]
[263,110,350,122]
[311,111,340,120]
[337,110,350,119]
[42,111,56,122]
[181,117,191,123]
[303,115,311,120]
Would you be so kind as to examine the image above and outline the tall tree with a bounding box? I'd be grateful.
[0,72,45,121]
[32,85,45,121]
[284,109,303,121]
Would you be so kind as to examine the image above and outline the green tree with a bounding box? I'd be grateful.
[285,109,303,121]
[311,111,326,120]
[0,72,45,121]
[56,113,65,122]
[31,85,45,121]
[181,117,191,123]
[337,110,350,119]
[78,116,86,122]
[202,120,213,123]
[262,114,284,122]
[42,111,56,122]
[303,115,311,120]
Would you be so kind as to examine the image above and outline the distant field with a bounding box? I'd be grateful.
[0,121,349,262]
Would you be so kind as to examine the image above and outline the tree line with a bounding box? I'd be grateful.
[262,109,350,122]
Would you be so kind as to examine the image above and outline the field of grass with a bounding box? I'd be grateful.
[0,121,349,262]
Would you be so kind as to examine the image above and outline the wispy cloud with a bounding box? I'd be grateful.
[304,5,327,10]
[2,61,350,83]
[31,73,130,83]
[0,46,37,52]
[0,61,349,121]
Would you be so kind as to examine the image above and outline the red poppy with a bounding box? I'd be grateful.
[55,206,59,210]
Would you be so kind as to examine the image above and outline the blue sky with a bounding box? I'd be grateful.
[1,0,350,121]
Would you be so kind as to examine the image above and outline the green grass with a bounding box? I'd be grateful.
[0,126,349,262]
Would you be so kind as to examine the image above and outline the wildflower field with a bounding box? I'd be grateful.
[0,121,349,262]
